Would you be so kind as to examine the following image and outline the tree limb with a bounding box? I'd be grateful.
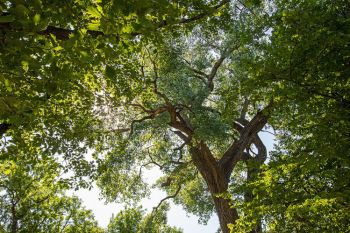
[177,0,230,24]
[129,115,157,137]
[170,130,191,143]
[174,142,186,151]
[152,185,181,214]
[240,97,249,120]
[183,58,209,84]
[176,111,194,132]
[219,101,273,181]
[1,0,230,41]
[251,134,267,164]
[128,103,167,137]
[207,45,239,91]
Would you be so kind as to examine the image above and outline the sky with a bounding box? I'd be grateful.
[70,184,220,232]
[70,131,275,232]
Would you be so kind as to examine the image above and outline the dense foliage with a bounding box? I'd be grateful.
[0,154,103,232]
[1,0,349,232]
[231,0,350,232]
[106,205,182,233]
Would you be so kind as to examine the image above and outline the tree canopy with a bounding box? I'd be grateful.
[0,153,103,233]
[106,205,182,233]
[1,0,349,232]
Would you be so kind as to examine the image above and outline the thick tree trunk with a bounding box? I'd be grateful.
[190,143,238,233]
[212,195,239,233]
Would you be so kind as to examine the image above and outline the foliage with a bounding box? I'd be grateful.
[230,0,350,232]
[0,153,103,233]
[106,205,182,233]
[1,0,349,232]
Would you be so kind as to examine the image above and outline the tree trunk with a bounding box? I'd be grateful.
[212,195,239,233]
[11,203,17,233]
[190,143,238,233]
[182,105,271,232]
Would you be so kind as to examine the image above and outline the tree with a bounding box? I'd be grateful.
[1,0,349,232]
[0,153,103,233]
[95,3,272,232]
[229,0,350,232]
[106,205,182,233]
[0,0,235,197]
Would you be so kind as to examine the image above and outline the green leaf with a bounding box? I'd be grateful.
[33,13,41,25]
[14,4,29,19]
[105,65,116,79]
[87,6,103,18]
[21,60,29,72]
[87,22,100,31]
[4,79,12,92]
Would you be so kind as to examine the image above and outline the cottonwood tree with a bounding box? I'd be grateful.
[1,1,265,232]
[96,24,273,233]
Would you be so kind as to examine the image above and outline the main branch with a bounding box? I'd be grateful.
[219,101,273,181]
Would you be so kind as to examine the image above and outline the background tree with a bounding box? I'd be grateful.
[230,0,350,232]
[0,0,234,195]
[106,205,182,233]
[0,153,103,233]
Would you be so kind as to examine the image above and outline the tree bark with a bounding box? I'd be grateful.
[11,202,17,233]
[187,105,271,232]
[213,196,239,233]
[189,143,238,233]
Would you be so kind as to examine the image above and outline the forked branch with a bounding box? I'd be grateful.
[129,107,167,137]
[207,44,240,91]
[219,101,273,181]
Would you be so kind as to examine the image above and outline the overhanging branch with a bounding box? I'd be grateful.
[0,0,230,41]
[177,0,230,24]
[129,106,166,137]
[170,129,191,144]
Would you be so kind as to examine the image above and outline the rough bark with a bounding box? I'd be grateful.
[189,142,238,233]
[219,103,273,182]
[213,196,239,233]
[168,104,272,232]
